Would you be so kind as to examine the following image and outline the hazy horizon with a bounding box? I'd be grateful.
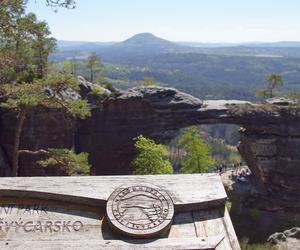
[26,0,300,43]
[56,33,300,44]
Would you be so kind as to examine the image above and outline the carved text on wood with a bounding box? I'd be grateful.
[0,204,84,234]
[0,201,105,241]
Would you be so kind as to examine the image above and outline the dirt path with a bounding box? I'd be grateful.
[220,166,256,195]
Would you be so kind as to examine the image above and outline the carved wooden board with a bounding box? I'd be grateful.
[0,175,240,249]
[0,174,227,211]
[0,198,106,241]
[1,236,225,249]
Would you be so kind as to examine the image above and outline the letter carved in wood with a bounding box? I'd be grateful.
[106,184,174,238]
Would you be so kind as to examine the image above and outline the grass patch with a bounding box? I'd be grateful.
[240,238,278,250]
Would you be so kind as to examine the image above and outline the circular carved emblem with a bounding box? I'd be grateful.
[106,184,174,238]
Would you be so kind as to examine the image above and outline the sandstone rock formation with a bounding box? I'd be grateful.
[0,145,10,176]
[268,227,300,249]
[0,107,75,176]
[1,85,300,211]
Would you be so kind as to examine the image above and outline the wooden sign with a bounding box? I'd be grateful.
[0,174,240,250]
[106,184,174,237]
[0,198,105,242]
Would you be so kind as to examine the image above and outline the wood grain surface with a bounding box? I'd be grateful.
[0,174,240,249]
[0,174,227,211]
[0,235,224,250]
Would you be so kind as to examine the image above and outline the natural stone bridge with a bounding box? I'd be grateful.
[1,86,300,210]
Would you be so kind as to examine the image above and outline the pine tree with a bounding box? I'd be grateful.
[256,74,284,99]
[0,73,91,176]
[266,74,283,98]
[86,52,104,83]
[37,149,90,176]
[0,1,56,84]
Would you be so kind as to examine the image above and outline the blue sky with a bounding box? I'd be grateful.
[26,0,300,42]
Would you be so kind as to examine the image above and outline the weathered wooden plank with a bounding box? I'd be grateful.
[0,236,224,250]
[0,198,219,242]
[222,207,241,250]
[0,174,227,211]
[193,207,240,250]
[0,202,106,241]
[0,175,239,249]
[168,212,197,238]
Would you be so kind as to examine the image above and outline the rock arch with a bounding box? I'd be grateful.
[1,86,299,210]
[75,87,300,211]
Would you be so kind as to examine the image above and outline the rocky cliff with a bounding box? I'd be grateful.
[1,86,300,211]
[0,107,75,176]
[268,227,300,249]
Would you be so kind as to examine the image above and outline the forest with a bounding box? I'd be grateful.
[51,33,300,100]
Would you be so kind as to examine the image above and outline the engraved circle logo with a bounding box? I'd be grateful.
[106,185,174,237]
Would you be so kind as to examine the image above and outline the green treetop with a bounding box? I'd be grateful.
[0,1,56,84]
[37,148,90,176]
[44,0,76,9]
[178,126,215,173]
[0,0,91,177]
[132,135,173,175]
[0,73,91,176]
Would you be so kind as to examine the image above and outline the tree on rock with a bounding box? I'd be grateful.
[86,52,104,83]
[256,74,284,99]
[266,74,283,98]
[132,135,173,175]
[178,126,215,173]
[0,73,91,176]
[0,0,91,177]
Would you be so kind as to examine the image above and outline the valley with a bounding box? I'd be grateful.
[51,33,300,100]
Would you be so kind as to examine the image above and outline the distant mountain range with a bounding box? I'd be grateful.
[51,32,300,101]
[52,32,300,64]
[57,33,184,55]
[57,41,114,51]
[177,41,300,48]
[57,33,300,51]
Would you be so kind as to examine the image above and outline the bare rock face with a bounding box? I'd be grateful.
[239,131,300,211]
[0,107,75,176]
[235,105,300,211]
[0,145,10,176]
[268,228,300,249]
[266,97,295,106]
[268,232,287,244]
[117,86,203,110]
[76,88,300,211]
[75,86,203,175]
